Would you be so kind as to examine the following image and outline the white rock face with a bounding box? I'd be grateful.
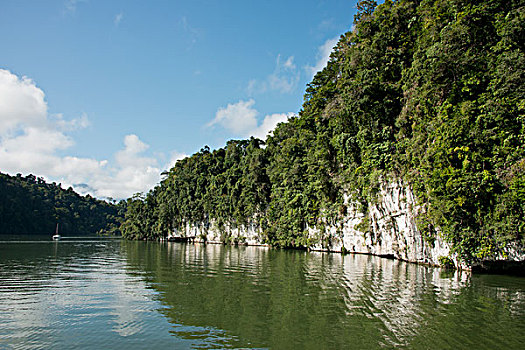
[172,179,522,269]
[500,242,525,261]
[173,217,266,247]
[307,180,457,267]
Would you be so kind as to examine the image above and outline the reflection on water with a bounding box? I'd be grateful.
[0,240,524,349]
[0,241,215,349]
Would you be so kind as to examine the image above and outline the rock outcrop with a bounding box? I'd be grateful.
[172,180,524,271]
[307,180,459,267]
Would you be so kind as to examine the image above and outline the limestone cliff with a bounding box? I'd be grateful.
[171,179,525,272]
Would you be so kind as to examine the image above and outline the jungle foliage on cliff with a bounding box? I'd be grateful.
[0,172,124,235]
[122,0,525,264]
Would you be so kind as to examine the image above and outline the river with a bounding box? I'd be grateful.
[0,238,523,349]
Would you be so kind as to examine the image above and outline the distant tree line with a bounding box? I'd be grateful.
[123,0,524,264]
[0,172,124,235]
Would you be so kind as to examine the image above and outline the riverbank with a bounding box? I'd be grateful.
[162,179,523,275]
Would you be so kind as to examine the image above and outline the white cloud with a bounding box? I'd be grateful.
[248,54,300,95]
[114,12,123,26]
[179,16,199,48]
[0,68,178,199]
[251,113,294,140]
[208,99,258,135]
[53,112,90,131]
[164,151,188,170]
[2,127,73,154]
[64,0,87,14]
[208,99,293,140]
[318,19,336,31]
[88,134,162,198]
[0,70,47,134]
[305,37,339,78]
[282,56,296,70]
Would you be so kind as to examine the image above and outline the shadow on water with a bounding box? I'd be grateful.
[121,241,525,349]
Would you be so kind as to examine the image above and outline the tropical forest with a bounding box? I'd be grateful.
[2,1,524,348]
[0,172,124,236]
[118,0,525,265]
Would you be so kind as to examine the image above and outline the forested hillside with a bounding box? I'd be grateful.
[0,172,124,235]
[122,0,524,265]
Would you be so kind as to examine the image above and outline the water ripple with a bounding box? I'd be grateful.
[1,240,524,349]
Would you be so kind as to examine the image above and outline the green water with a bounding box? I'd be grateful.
[0,240,523,349]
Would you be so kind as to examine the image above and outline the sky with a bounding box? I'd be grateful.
[0,0,358,199]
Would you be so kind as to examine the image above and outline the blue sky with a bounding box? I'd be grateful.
[0,0,358,198]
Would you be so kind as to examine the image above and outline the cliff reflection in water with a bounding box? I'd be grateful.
[122,242,525,349]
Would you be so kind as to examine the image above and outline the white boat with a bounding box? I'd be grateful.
[52,224,61,241]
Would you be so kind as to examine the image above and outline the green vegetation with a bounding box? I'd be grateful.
[0,172,124,235]
[438,256,455,269]
[122,0,524,265]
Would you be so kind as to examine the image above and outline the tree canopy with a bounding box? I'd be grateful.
[0,172,124,235]
[122,0,524,264]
